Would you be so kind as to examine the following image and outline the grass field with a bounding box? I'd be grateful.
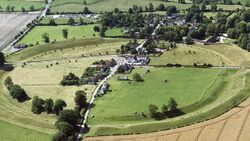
[51,0,192,13]
[39,17,95,25]
[0,120,51,141]
[149,44,223,66]
[0,0,44,12]
[8,38,128,61]
[19,25,98,45]
[105,28,124,37]
[88,68,223,125]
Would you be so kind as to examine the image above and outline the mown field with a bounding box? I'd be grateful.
[0,120,51,141]
[105,28,124,37]
[50,0,242,13]
[19,24,98,45]
[39,17,95,25]
[88,67,224,125]
[0,0,44,12]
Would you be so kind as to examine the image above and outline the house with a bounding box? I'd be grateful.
[117,75,128,81]
[99,82,109,95]
[126,55,150,66]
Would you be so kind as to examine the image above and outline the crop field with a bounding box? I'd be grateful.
[0,13,39,50]
[50,0,192,13]
[0,0,44,12]
[149,44,223,66]
[87,68,232,126]
[19,24,98,45]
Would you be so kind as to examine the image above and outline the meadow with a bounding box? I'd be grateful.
[88,67,224,125]
[0,0,44,12]
[0,120,51,141]
[105,28,124,37]
[19,24,98,45]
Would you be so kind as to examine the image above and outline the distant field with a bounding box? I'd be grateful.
[105,28,124,37]
[149,44,223,66]
[51,0,192,13]
[88,68,223,125]
[8,38,128,61]
[0,120,51,141]
[0,0,44,12]
[39,17,95,25]
[19,24,98,45]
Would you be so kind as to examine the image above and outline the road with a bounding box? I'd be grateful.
[76,57,126,141]
[136,23,161,52]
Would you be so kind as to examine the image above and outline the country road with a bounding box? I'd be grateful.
[76,57,126,141]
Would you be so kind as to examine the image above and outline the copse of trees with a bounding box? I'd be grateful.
[148,98,183,120]
[60,73,81,86]
[0,52,5,66]
[53,110,81,141]
[74,90,87,112]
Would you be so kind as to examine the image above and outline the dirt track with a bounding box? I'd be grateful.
[86,98,250,141]
[0,13,39,50]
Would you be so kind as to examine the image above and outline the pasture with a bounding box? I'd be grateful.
[19,24,98,45]
[0,120,51,141]
[0,0,44,12]
[88,67,224,126]
[149,44,223,66]
[39,17,95,25]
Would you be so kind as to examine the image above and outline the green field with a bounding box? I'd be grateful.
[8,38,128,61]
[0,120,51,141]
[88,68,223,125]
[105,28,124,37]
[39,17,95,25]
[51,0,192,13]
[19,25,98,45]
[149,44,223,66]
[0,0,44,12]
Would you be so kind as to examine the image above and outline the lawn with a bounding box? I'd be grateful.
[51,0,192,13]
[0,120,51,141]
[105,28,124,37]
[88,67,223,125]
[149,44,223,66]
[0,0,45,12]
[19,24,98,45]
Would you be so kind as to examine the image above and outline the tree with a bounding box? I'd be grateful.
[211,3,217,12]
[42,33,50,43]
[201,3,206,11]
[79,18,84,25]
[55,121,74,136]
[93,26,100,32]
[148,104,158,117]
[49,18,56,25]
[83,7,91,14]
[133,73,142,81]
[10,6,15,12]
[62,28,68,39]
[148,2,154,12]
[54,99,67,115]
[44,98,54,114]
[4,76,13,90]
[0,52,5,66]
[51,132,67,141]
[161,104,169,115]
[68,18,75,25]
[168,98,178,111]
[74,90,87,111]
[185,36,194,45]
[21,7,25,12]
[128,8,133,14]
[157,4,165,11]
[6,5,10,12]
[10,85,28,102]
[57,110,81,125]
[31,96,45,114]
[29,5,35,11]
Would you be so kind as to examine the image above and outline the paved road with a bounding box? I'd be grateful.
[77,57,126,141]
